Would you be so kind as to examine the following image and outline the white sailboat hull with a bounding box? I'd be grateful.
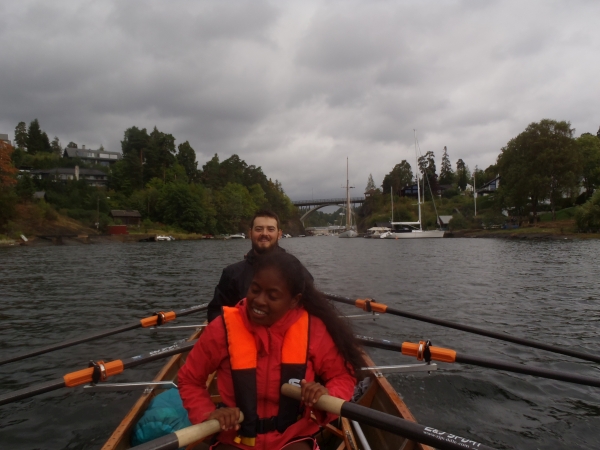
[383,230,445,239]
[338,230,358,238]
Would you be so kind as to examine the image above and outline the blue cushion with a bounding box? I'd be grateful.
[131,389,192,446]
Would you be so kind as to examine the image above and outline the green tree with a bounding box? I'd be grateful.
[575,190,600,232]
[201,153,221,188]
[215,182,257,232]
[497,119,579,221]
[121,126,149,190]
[439,146,454,185]
[382,160,413,195]
[50,136,62,156]
[177,141,198,183]
[456,159,470,191]
[67,141,78,148]
[16,174,36,201]
[14,122,28,151]
[576,134,600,196]
[145,127,176,182]
[27,119,48,155]
[156,183,215,233]
[418,150,437,199]
[365,174,376,192]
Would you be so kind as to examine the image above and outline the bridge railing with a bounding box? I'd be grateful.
[292,197,365,206]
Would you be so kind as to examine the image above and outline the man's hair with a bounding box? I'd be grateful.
[250,210,281,230]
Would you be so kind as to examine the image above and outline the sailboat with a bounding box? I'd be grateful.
[338,158,358,238]
[382,132,445,239]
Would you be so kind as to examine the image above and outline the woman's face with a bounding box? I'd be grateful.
[246,267,301,326]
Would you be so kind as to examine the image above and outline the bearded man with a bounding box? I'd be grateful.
[207,210,312,322]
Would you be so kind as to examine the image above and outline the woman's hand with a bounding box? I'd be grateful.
[300,379,329,407]
[207,407,241,431]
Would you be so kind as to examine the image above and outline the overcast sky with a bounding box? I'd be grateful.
[1,0,599,199]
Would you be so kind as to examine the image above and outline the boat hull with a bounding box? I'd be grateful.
[339,230,358,238]
[104,334,432,450]
[383,230,445,239]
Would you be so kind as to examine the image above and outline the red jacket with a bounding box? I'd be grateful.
[178,300,356,449]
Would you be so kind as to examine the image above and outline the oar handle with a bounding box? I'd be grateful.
[281,383,345,414]
[131,413,244,450]
[281,384,496,450]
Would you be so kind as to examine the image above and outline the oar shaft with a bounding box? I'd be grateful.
[281,384,496,450]
[0,339,199,407]
[456,354,600,388]
[0,379,65,406]
[0,303,208,367]
[358,336,600,389]
[325,293,600,364]
[0,323,139,366]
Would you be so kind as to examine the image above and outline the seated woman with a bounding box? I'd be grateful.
[178,252,364,449]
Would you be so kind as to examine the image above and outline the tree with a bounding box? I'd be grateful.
[0,141,18,187]
[145,127,176,182]
[439,146,454,185]
[156,183,215,233]
[417,150,437,199]
[177,141,199,183]
[456,159,470,191]
[575,190,600,232]
[51,136,62,156]
[365,174,376,192]
[27,119,45,155]
[382,160,413,195]
[67,142,78,148]
[576,134,600,196]
[121,126,149,190]
[214,182,257,232]
[496,119,580,221]
[14,122,28,151]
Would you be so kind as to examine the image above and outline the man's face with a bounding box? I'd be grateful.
[249,216,281,254]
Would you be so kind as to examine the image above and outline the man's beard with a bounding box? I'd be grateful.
[252,240,278,254]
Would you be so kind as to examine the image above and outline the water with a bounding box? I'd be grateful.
[1,237,599,449]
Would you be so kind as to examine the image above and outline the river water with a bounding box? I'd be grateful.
[1,237,599,449]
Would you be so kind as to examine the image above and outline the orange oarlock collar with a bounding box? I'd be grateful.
[140,311,177,328]
[63,360,124,387]
[401,341,456,363]
[355,298,387,313]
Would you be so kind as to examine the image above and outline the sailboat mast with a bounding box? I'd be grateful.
[346,158,351,229]
[414,130,422,231]
[391,186,394,223]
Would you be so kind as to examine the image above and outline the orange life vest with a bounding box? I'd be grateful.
[222,306,310,447]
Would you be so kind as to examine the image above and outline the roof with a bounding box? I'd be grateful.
[30,168,107,176]
[110,210,142,218]
[63,148,122,160]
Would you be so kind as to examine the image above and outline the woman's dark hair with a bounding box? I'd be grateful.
[253,251,364,372]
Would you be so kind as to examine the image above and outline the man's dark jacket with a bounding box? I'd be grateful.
[207,247,312,322]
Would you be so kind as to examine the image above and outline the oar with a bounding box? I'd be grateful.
[0,339,198,406]
[0,303,208,366]
[281,384,496,450]
[130,413,244,450]
[356,335,600,389]
[325,293,600,364]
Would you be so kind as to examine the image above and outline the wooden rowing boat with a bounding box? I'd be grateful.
[102,327,433,450]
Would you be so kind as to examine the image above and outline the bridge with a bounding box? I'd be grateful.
[291,197,365,225]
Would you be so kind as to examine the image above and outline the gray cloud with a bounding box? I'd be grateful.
[1,0,599,199]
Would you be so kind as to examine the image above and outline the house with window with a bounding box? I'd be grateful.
[63,146,122,166]
[476,176,500,195]
[30,167,108,187]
